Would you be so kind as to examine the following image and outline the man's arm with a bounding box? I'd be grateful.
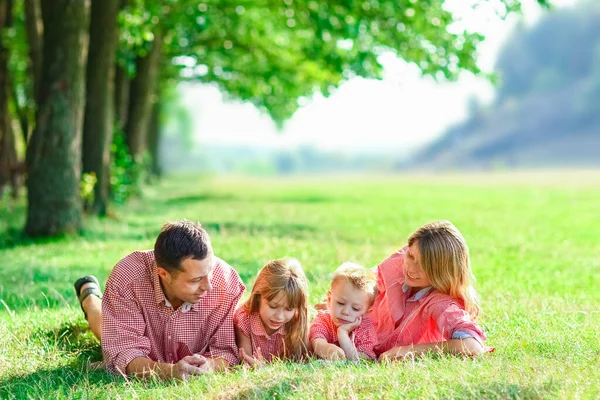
[101,279,155,376]
[201,269,245,366]
[127,354,216,380]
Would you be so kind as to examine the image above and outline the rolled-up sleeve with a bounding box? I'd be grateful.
[431,301,486,345]
[101,281,151,375]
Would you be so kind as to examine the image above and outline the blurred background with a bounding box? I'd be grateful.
[0,0,598,236]
[164,0,597,174]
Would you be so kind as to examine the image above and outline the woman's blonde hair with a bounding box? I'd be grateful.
[408,220,481,319]
[241,258,309,360]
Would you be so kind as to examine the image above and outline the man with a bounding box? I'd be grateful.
[75,220,245,379]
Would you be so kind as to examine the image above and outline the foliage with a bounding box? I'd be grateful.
[80,172,98,209]
[113,0,553,127]
[110,128,148,204]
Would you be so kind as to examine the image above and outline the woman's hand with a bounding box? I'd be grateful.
[378,345,415,362]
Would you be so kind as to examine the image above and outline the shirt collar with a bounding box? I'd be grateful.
[402,283,433,302]
[250,312,286,338]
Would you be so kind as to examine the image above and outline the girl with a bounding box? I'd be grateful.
[234,258,310,366]
[371,220,492,360]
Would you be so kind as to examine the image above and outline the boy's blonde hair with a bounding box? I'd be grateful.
[331,262,378,307]
[408,220,481,319]
[241,257,309,360]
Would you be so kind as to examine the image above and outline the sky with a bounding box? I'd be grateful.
[179,0,579,154]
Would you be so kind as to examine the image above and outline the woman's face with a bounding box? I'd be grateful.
[403,241,431,289]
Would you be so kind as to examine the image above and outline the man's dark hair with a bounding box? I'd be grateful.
[154,220,212,272]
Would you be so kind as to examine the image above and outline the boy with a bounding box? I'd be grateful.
[310,263,378,361]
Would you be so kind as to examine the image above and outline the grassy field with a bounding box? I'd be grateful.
[1,172,599,399]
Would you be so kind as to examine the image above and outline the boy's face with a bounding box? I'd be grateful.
[327,279,370,327]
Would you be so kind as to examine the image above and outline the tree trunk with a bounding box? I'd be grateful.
[25,0,89,236]
[124,30,162,160]
[0,0,17,173]
[24,0,43,103]
[113,0,129,130]
[82,0,119,216]
[114,64,130,129]
[0,0,15,168]
[147,98,161,178]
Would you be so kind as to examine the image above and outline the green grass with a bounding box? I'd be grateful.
[1,172,599,399]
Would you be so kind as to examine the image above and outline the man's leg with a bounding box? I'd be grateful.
[78,282,103,340]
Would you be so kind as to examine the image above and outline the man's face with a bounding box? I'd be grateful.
[159,255,215,305]
[327,279,370,327]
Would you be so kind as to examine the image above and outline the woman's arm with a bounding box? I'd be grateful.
[379,337,484,361]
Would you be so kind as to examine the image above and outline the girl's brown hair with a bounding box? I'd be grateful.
[408,220,481,319]
[241,258,309,360]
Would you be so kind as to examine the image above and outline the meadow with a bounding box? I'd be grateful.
[0,171,599,399]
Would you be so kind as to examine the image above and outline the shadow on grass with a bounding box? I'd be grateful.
[226,376,304,399]
[450,381,560,399]
[34,322,103,359]
[0,365,118,399]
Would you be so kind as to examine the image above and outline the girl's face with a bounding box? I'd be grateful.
[259,291,296,335]
[404,241,431,289]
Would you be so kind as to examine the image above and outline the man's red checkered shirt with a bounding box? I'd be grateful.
[309,311,377,359]
[234,307,287,362]
[101,250,245,374]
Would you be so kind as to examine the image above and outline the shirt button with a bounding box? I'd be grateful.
[168,335,172,340]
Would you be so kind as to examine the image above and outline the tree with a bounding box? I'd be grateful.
[25,0,89,236]
[82,0,120,215]
[0,0,17,175]
[18,0,552,236]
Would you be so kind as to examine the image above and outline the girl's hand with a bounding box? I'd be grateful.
[239,347,266,368]
[337,317,362,335]
[378,346,415,362]
[314,302,328,311]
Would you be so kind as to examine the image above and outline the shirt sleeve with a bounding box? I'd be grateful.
[354,318,377,360]
[101,278,151,375]
[429,300,487,345]
[309,312,334,343]
[202,275,245,366]
[233,307,251,338]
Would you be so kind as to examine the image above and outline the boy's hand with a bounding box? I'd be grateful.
[337,317,362,335]
[320,343,345,360]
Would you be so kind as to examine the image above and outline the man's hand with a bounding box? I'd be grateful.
[239,347,266,368]
[172,354,213,380]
